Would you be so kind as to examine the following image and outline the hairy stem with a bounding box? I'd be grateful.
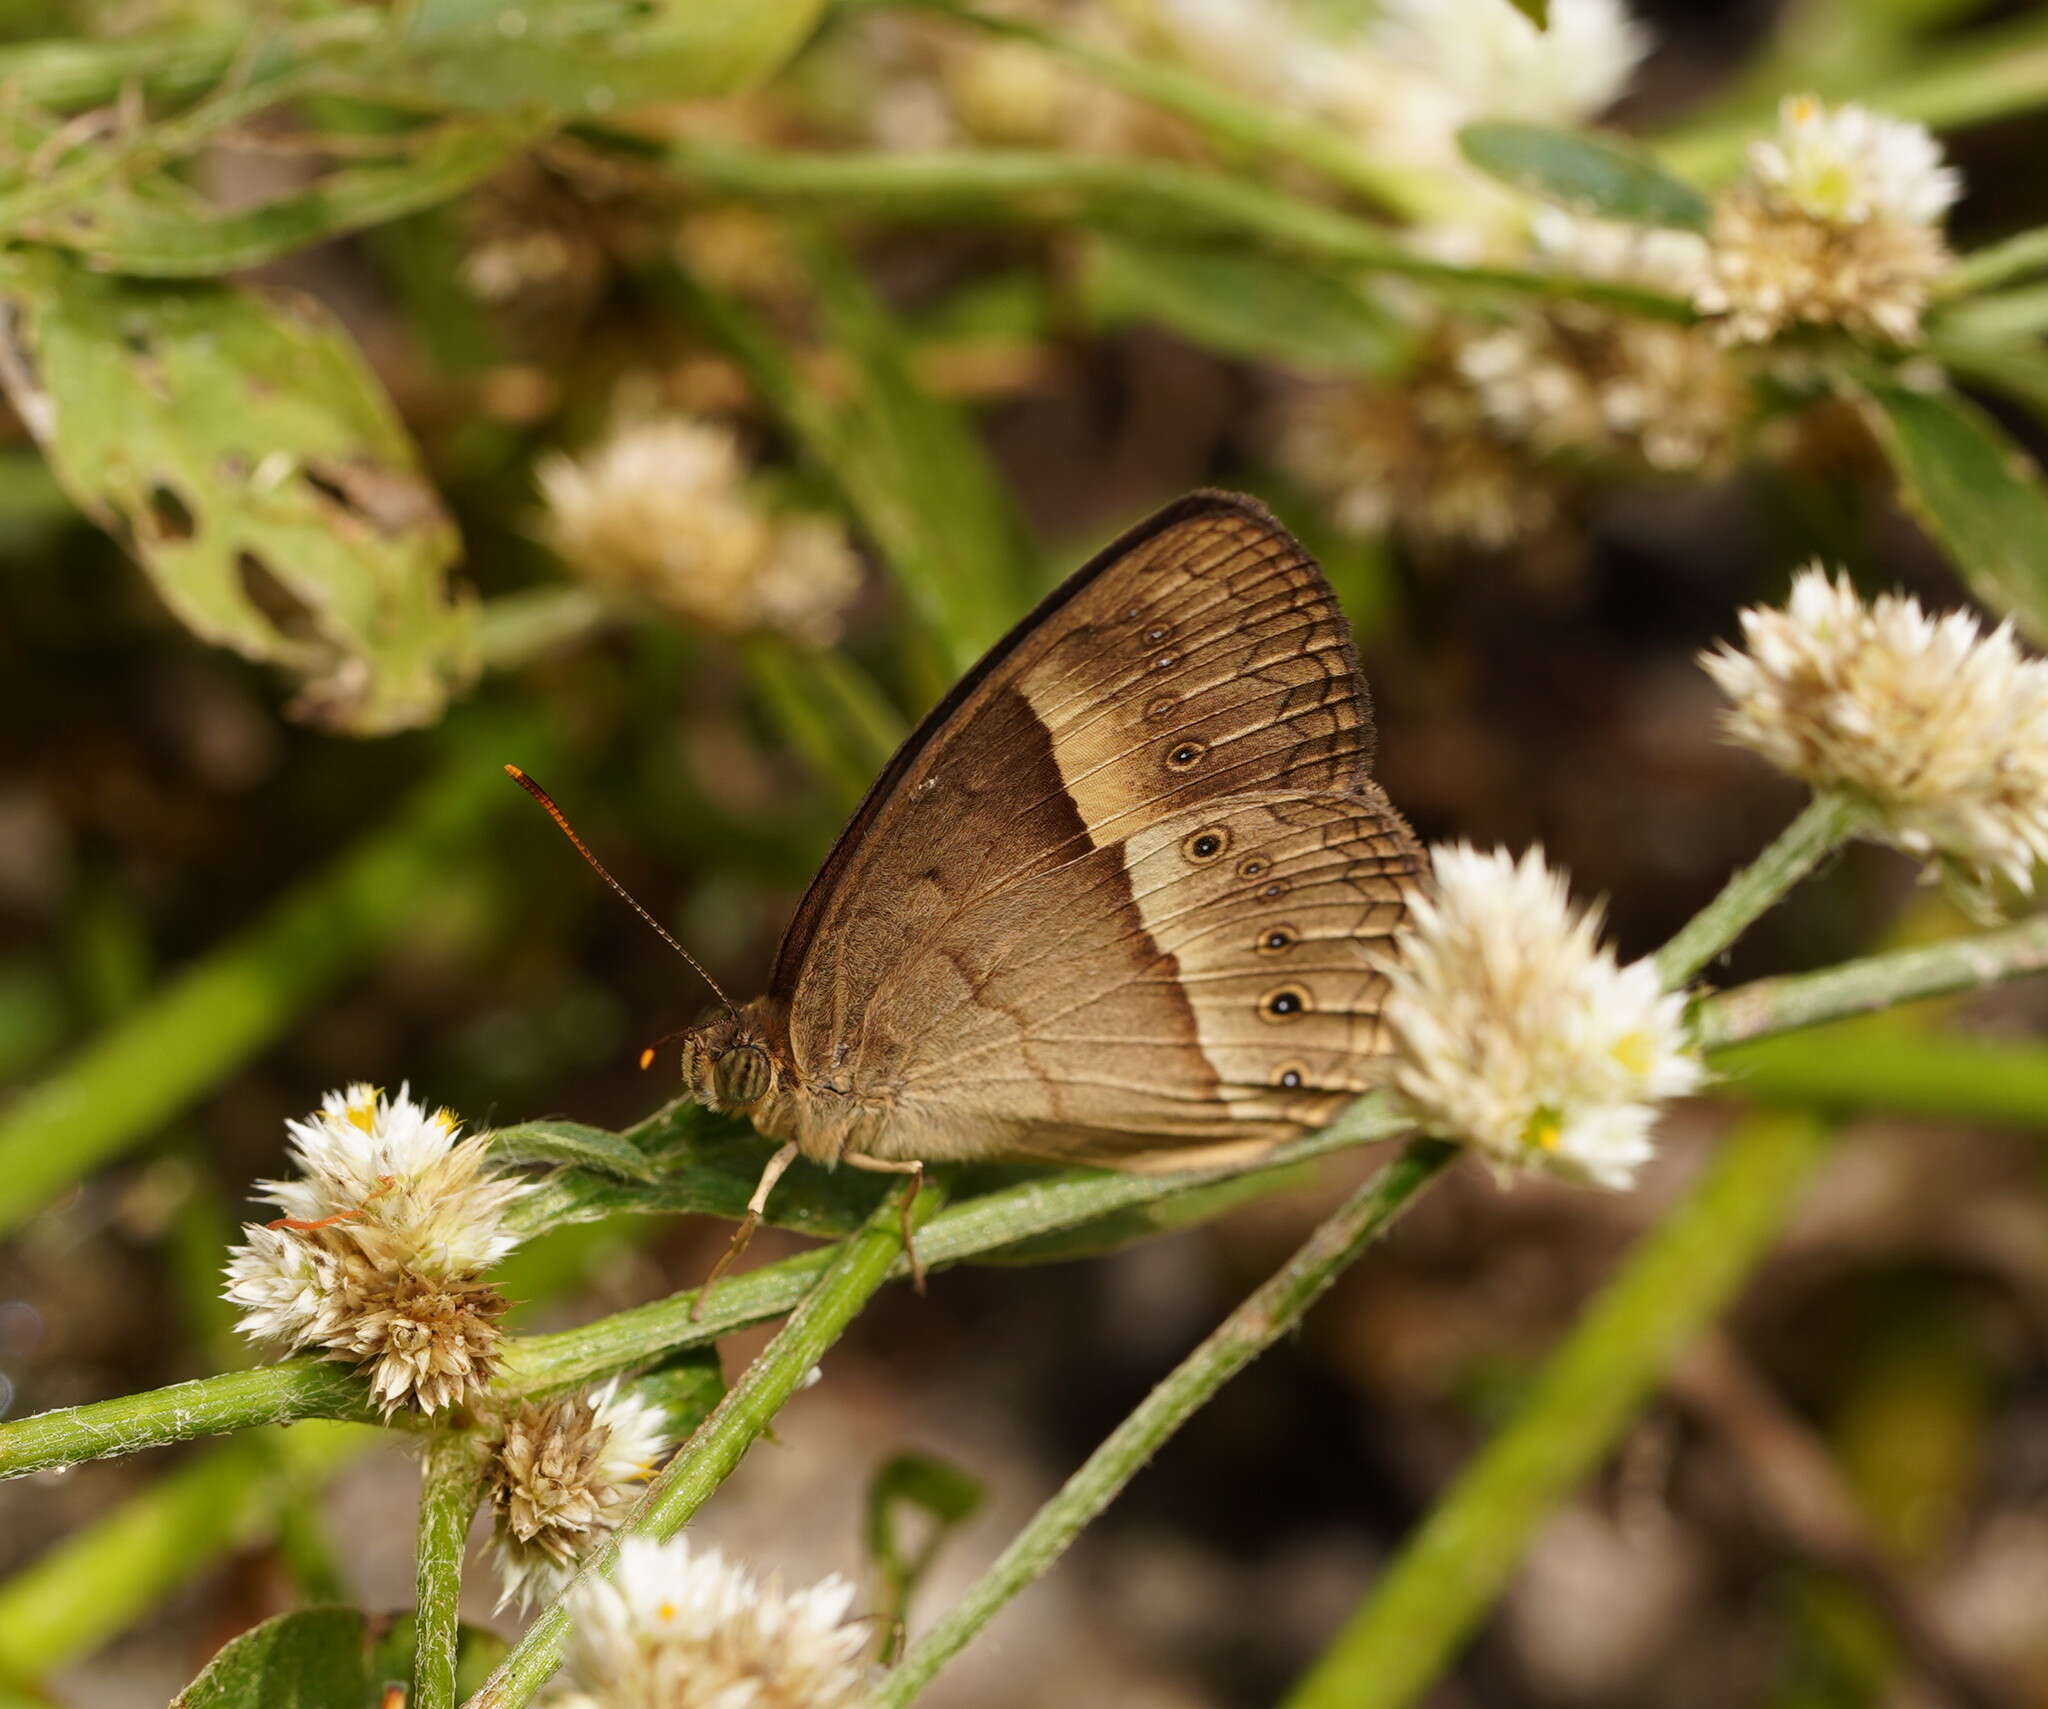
[878,1139,1458,1706]
[1279,1110,1839,1709]
[415,1431,488,1709]
[1656,794,1858,989]
[466,1182,949,1709]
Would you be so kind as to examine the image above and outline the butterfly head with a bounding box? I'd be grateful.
[680,1007,779,1113]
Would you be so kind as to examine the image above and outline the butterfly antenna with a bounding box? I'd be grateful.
[504,765,739,1019]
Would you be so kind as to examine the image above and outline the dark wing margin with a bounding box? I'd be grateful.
[766,490,1319,997]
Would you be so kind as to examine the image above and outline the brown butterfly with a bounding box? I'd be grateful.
[517,491,1426,1287]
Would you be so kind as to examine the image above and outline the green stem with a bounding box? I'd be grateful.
[1710,1026,2048,1129]
[17,890,2047,1483]
[1278,1110,1839,1709]
[1655,794,1858,989]
[476,586,621,673]
[1693,911,2048,1049]
[465,1181,948,1709]
[0,1103,1411,1479]
[0,721,538,1238]
[415,1432,488,1709]
[659,139,1694,322]
[877,1139,1458,1707]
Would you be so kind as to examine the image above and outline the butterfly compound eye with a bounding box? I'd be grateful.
[714,1045,772,1108]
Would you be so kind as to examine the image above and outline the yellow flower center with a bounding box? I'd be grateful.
[1610,1031,1656,1077]
[1521,1109,1563,1153]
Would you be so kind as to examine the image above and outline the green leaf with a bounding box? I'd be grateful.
[372,0,835,114]
[171,1607,368,1709]
[490,1119,659,1182]
[0,251,477,734]
[1459,121,1711,230]
[1854,369,2048,640]
[864,1451,986,1662]
[18,111,547,277]
[1081,235,1409,375]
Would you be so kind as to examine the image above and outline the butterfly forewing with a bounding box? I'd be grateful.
[767,493,1426,1168]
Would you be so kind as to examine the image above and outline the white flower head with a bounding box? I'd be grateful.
[538,417,862,647]
[491,1380,676,1612]
[1696,96,1958,345]
[259,1083,529,1276]
[551,1535,872,1709]
[1385,845,1700,1188]
[1750,95,1959,228]
[1703,565,2048,900]
[225,1085,527,1415]
[1373,0,1646,130]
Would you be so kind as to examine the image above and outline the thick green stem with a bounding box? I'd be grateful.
[0,1103,1412,1480]
[465,1182,949,1709]
[878,1139,1457,1707]
[1694,912,2048,1049]
[1656,795,1858,989]
[659,139,1693,322]
[476,586,621,673]
[1279,1110,1839,1709]
[415,1433,487,1709]
[0,722,538,1237]
[17,890,2048,1484]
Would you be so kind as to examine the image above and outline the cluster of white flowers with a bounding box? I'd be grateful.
[223,1085,529,1415]
[539,417,863,647]
[1384,845,1701,1189]
[1704,566,2048,901]
[1696,95,1960,344]
[549,1536,873,1709]
[1275,353,1555,551]
[489,1379,675,1611]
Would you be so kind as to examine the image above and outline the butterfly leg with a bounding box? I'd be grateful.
[841,1153,927,1293]
[692,1140,800,1322]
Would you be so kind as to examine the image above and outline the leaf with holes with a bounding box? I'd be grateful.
[171,1606,367,1708]
[1459,122,1710,231]
[0,250,476,733]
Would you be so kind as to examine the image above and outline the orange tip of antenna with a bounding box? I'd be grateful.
[504,763,527,780]
[638,1046,658,1070]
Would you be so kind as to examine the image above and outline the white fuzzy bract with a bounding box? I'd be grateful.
[1695,96,1958,345]
[1703,566,2048,899]
[550,1535,873,1709]
[1384,846,1700,1188]
[538,418,862,647]
[491,1380,676,1612]
[223,1085,527,1415]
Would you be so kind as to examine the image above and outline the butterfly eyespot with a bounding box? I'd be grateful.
[1274,1062,1308,1090]
[1151,651,1178,671]
[1258,925,1297,954]
[1183,827,1231,863]
[1259,984,1311,1021]
[1260,879,1288,899]
[1165,740,1206,771]
[1144,694,1178,722]
[1237,856,1268,878]
[1142,621,1174,644]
